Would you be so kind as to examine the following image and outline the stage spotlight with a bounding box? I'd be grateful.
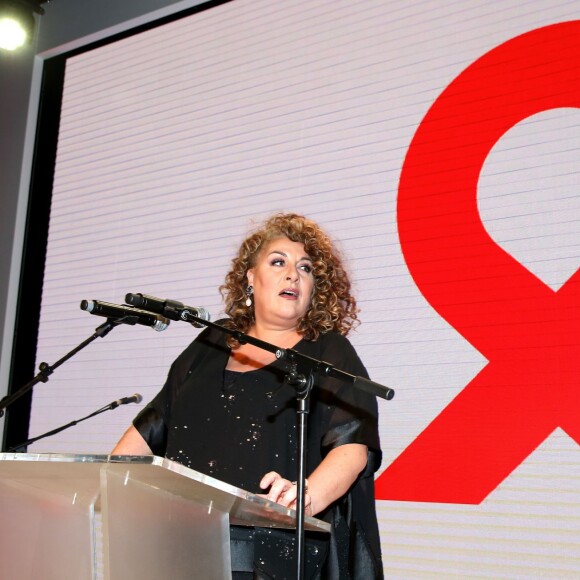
[0,0,45,51]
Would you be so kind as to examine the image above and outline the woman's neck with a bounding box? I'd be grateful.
[248,323,302,348]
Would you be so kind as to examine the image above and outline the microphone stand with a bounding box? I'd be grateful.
[0,319,122,419]
[179,313,395,580]
[284,363,315,580]
[7,397,135,452]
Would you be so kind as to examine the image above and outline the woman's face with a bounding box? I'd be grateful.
[247,237,315,330]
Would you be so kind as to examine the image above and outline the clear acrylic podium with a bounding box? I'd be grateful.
[0,453,330,580]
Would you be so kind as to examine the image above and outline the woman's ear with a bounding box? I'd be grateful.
[246,268,254,287]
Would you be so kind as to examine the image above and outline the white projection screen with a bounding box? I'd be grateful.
[27,1,579,577]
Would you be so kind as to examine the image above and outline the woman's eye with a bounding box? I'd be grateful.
[271,258,285,266]
[299,264,312,274]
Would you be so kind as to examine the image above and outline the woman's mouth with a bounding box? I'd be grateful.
[279,288,299,299]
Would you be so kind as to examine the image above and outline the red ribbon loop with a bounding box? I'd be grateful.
[376,22,580,504]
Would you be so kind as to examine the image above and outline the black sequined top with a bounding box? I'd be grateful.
[133,321,383,578]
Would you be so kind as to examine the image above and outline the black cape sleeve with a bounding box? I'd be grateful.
[133,324,228,456]
[301,332,384,579]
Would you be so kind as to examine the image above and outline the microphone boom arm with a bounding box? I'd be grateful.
[7,393,142,452]
[179,312,395,400]
[0,319,121,419]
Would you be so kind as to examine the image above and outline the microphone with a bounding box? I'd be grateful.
[110,393,143,408]
[125,293,210,328]
[80,300,170,332]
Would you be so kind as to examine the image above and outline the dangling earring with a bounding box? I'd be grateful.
[245,285,254,307]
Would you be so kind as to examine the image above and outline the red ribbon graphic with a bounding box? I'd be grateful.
[376,21,580,504]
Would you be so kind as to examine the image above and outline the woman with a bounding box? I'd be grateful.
[113,213,383,578]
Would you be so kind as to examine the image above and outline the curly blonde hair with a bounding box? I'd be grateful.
[220,213,359,341]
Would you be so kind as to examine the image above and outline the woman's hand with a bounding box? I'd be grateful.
[259,444,367,517]
[259,471,313,516]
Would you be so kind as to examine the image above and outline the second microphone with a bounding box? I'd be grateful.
[125,293,210,328]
